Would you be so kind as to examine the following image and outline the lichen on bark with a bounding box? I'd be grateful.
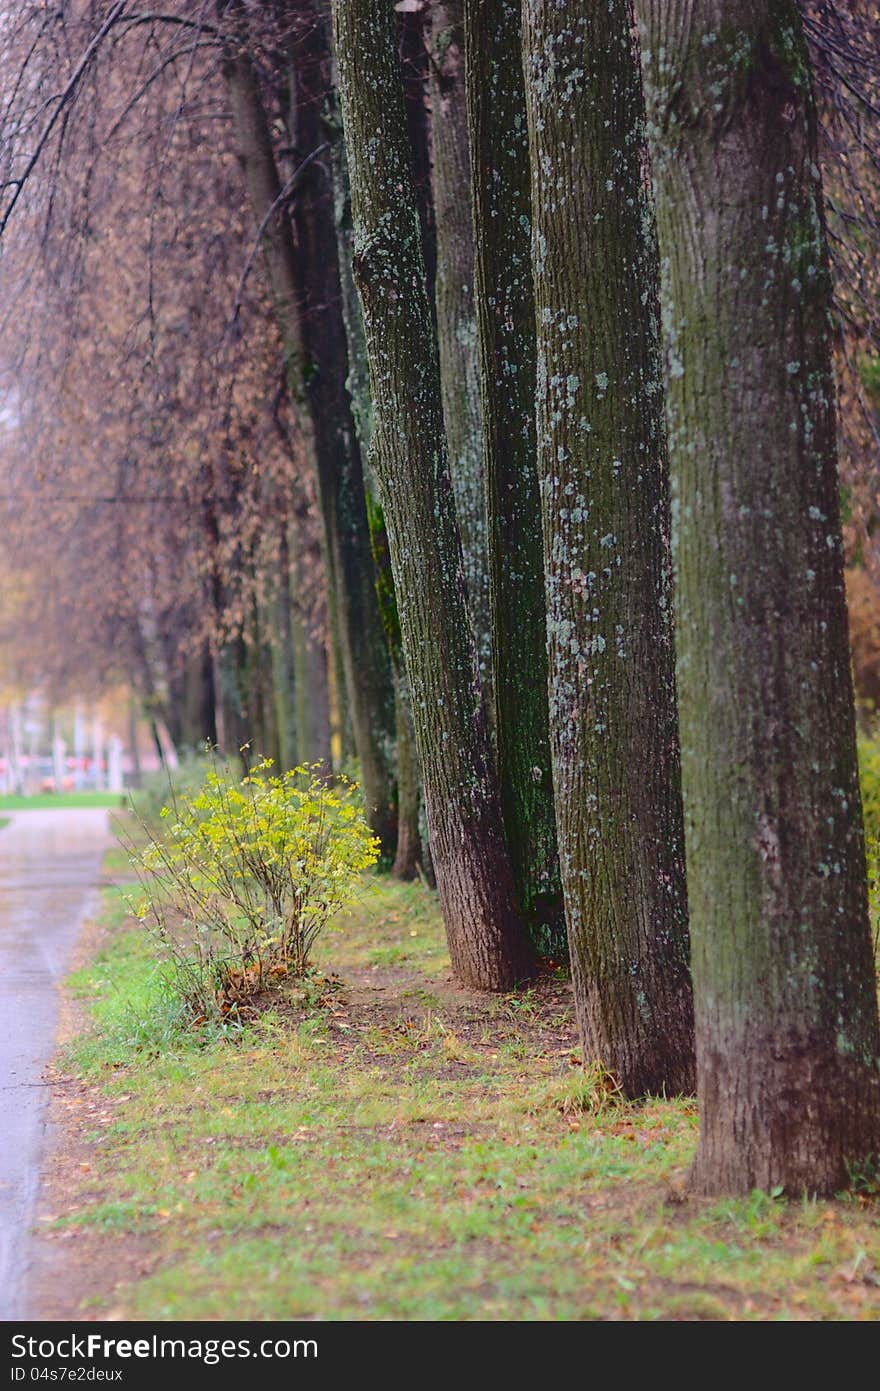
[464,0,564,957]
[522,0,694,1095]
[333,0,532,990]
[429,0,492,700]
[638,0,880,1192]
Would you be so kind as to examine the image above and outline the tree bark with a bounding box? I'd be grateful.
[333,0,532,989]
[522,0,694,1095]
[364,488,423,879]
[637,0,880,1190]
[398,4,437,311]
[327,94,374,456]
[325,70,423,877]
[284,3,396,808]
[279,505,332,772]
[221,6,396,852]
[391,668,421,880]
[271,525,300,771]
[428,0,491,697]
[464,0,564,956]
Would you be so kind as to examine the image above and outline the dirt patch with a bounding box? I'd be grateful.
[309,959,577,1067]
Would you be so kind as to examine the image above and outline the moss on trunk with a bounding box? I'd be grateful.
[333,0,532,990]
[523,0,694,1095]
[638,0,880,1191]
[464,0,564,956]
[429,1,491,698]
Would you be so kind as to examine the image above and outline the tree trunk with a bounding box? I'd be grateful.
[325,52,424,877]
[251,592,282,769]
[217,635,251,768]
[181,642,217,751]
[428,1,491,697]
[288,506,332,771]
[221,7,396,853]
[285,4,396,816]
[365,489,423,879]
[332,0,532,990]
[327,98,374,455]
[637,0,880,1190]
[391,670,421,880]
[271,526,300,771]
[464,0,564,956]
[522,0,694,1095]
[398,4,437,311]
[164,668,185,753]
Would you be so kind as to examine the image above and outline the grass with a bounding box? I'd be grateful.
[46,867,880,1321]
[0,792,125,810]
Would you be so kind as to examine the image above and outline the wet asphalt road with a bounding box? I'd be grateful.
[0,809,111,1319]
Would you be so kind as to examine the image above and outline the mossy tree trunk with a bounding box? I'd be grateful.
[333,0,533,990]
[637,0,880,1190]
[428,0,491,696]
[221,6,396,853]
[284,4,397,829]
[464,0,563,955]
[325,70,423,879]
[522,0,694,1095]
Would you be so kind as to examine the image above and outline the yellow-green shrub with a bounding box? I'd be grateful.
[131,759,379,1023]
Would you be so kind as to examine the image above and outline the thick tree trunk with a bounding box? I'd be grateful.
[637,0,880,1189]
[221,10,396,852]
[522,0,694,1095]
[333,0,532,989]
[428,1,490,696]
[464,0,564,956]
[325,70,424,877]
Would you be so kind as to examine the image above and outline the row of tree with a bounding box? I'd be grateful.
[0,0,878,1195]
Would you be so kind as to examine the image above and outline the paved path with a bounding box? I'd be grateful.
[0,809,112,1319]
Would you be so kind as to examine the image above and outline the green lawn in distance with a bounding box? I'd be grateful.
[0,792,125,811]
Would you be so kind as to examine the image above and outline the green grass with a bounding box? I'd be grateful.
[52,870,880,1321]
[0,792,125,810]
[0,816,9,831]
